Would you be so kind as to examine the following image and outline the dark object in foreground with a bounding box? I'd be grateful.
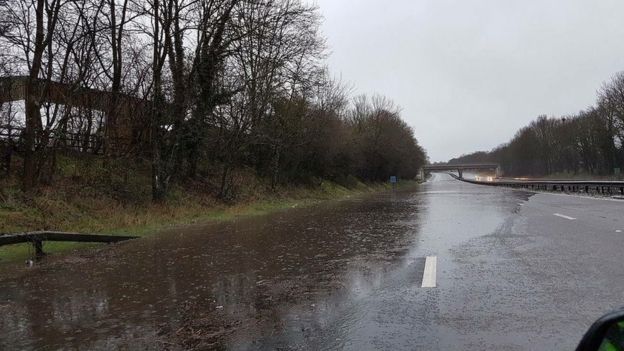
[0,231,138,258]
[577,308,624,351]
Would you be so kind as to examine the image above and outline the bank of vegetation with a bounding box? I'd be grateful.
[0,174,419,262]
[0,0,427,241]
[449,71,624,178]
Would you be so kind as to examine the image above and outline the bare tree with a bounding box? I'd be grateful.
[0,0,429,201]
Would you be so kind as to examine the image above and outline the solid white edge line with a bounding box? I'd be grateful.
[421,256,437,288]
[554,213,576,220]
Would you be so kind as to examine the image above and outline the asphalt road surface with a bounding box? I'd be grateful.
[1,173,624,350]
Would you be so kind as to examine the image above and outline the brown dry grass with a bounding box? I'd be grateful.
[0,155,410,262]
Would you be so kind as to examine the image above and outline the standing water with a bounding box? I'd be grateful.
[0,174,521,350]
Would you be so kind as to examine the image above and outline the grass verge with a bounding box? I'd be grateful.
[0,178,419,264]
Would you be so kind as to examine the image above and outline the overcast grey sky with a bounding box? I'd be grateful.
[315,0,624,162]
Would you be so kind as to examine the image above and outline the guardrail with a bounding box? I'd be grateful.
[0,231,139,258]
[449,173,624,196]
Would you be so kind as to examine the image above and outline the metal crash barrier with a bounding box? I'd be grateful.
[450,173,624,197]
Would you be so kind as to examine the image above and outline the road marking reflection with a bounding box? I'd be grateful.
[421,256,437,288]
[554,213,576,220]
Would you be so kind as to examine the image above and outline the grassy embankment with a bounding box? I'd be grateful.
[0,155,419,263]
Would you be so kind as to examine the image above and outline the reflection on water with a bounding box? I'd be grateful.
[0,187,424,350]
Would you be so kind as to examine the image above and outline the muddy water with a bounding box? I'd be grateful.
[1,173,530,350]
[0,186,430,350]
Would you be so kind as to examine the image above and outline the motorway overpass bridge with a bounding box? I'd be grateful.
[0,76,162,151]
[0,76,154,117]
[423,163,500,179]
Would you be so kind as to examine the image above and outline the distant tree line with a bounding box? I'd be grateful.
[0,0,426,201]
[449,72,624,177]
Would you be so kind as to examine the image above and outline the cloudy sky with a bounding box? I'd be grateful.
[315,0,624,162]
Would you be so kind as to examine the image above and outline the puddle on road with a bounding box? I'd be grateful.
[0,188,425,350]
[0,175,532,350]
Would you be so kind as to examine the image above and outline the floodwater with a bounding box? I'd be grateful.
[0,174,528,350]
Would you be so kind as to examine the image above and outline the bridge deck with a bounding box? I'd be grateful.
[0,76,150,113]
[424,163,499,171]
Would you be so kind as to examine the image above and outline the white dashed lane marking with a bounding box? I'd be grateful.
[554,213,576,220]
[421,256,437,288]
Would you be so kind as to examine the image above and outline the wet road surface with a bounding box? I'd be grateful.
[2,173,624,350]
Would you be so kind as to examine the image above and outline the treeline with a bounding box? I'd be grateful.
[449,72,624,177]
[0,0,426,201]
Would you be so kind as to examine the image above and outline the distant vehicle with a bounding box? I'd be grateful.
[474,175,494,182]
[577,308,624,350]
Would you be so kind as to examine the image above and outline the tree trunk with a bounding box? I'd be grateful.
[23,83,41,191]
[150,0,167,202]
[270,144,281,189]
[219,163,231,199]
[22,0,46,192]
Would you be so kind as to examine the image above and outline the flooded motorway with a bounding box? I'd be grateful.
[3,173,624,350]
